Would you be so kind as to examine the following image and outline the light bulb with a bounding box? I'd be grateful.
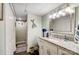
[53,13,57,17]
[49,14,56,19]
[65,7,75,14]
[56,14,60,18]
[70,9,75,13]
[52,16,56,19]
[49,15,53,19]
[58,10,66,16]
[52,13,57,19]
[65,7,71,12]
[58,10,63,15]
[61,12,66,16]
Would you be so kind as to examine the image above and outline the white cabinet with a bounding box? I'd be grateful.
[38,38,78,55]
[44,41,57,55]
[38,39,57,55]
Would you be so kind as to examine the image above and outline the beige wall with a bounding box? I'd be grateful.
[27,14,42,52]
[42,14,50,30]
[0,21,5,55]
[4,4,16,55]
[0,3,16,55]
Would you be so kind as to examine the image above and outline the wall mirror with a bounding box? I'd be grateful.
[49,14,75,34]
[49,4,76,34]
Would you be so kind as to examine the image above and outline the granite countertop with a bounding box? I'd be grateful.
[40,37,79,54]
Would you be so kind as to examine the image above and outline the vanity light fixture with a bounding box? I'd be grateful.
[49,3,75,19]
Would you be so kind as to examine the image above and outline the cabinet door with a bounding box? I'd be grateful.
[38,39,48,55]
[42,40,58,55]
[41,40,49,55]
[43,45,49,55]
[47,43,57,55]
[58,47,77,55]
[38,40,44,55]
[38,39,58,55]
[39,45,44,55]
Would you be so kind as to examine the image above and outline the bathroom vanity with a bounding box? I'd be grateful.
[39,4,79,55]
[38,37,79,55]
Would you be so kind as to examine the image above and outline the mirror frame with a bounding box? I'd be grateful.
[49,14,75,34]
[0,3,3,20]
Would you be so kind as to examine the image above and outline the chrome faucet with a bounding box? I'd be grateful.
[74,37,79,44]
[64,35,68,41]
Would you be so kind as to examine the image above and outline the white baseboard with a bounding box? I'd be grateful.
[16,41,26,44]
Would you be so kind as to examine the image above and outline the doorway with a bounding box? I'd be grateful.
[15,21,27,54]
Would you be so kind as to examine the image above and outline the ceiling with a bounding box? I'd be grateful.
[13,3,62,18]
